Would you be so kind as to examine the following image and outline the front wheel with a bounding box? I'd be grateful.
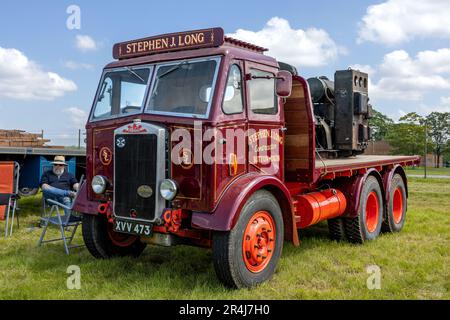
[213,190,284,288]
[82,214,146,259]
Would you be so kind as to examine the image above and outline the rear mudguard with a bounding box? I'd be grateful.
[382,165,408,209]
[191,173,300,246]
[333,168,385,219]
[72,182,99,215]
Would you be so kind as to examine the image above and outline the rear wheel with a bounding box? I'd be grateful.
[18,187,39,197]
[382,174,406,232]
[82,214,146,258]
[328,218,346,241]
[213,190,284,288]
[345,176,384,243]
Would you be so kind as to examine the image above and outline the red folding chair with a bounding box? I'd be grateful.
[0,161,20,237]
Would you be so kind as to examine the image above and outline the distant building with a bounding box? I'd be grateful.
[364,141,392,155]
[364,140,442,167]
[419,153,443,168]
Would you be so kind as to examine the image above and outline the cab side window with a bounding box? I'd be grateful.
[249,69,277,115]
[222,64,244,114]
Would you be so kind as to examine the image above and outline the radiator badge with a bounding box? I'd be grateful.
[137,185,153,198]
[179,148,194,170]
[116,137,126,148]
[123,123,147,133]
[99,147,112,166]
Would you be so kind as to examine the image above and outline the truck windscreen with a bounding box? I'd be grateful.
[91,67,151,120]
[146,57,220,118]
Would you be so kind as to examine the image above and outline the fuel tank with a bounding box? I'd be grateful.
[296,189,347,228]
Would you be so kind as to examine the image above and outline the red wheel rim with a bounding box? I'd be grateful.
[392,187,403,224]
[107,223,138,247]
[365,191,379,233]
[242,211,276,273]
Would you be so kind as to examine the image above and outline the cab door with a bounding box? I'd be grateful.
[213,61,248,203]
[245,62,284,180]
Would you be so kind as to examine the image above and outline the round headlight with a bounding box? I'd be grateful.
[92,175,107,194]
[160,179,178,201]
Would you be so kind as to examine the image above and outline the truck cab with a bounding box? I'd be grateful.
[74,28,418,288]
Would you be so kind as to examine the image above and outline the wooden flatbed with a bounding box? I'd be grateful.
[316,155,419,176]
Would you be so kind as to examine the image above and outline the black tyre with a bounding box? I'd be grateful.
[345,176,384,243]
[328,218,346,241]
[382,174,406,233]
[213,190,284,288]
[82,214,146,259]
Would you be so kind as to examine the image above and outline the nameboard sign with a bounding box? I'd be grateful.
[113,28,224,59]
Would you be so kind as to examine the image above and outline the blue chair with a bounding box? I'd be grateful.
[38,178,84,255]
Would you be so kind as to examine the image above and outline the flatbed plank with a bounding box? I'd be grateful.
[315,155,419,172]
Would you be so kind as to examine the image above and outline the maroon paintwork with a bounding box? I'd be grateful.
[75,28,420,246]
[84,43,281,214]
[191,172,299,246]
[72,182,98,214]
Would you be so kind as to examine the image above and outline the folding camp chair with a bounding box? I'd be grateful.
[38,177,84,255]
[0,162,20,237]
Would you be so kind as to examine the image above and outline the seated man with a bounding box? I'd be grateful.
[40,156,79,215]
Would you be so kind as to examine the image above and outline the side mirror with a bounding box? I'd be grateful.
[276,70,292,97]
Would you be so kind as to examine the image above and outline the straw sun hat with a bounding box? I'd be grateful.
[51,155,68,166]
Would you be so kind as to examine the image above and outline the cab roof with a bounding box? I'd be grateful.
[106,27,278,69]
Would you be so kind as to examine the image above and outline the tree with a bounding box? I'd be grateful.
[443,140,450,167]
[390,112,450,167]
[386,122,425,156]
[399,112,424,125]
[425,112,450,168]
[368,109,394,141]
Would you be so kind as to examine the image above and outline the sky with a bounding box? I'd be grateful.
[1,0,450,146]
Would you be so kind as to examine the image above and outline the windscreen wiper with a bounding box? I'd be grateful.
[157,61,189,79]
[97,81,107,102]
[125,66,145,83]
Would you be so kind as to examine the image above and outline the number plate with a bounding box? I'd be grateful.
[114,219,153,236]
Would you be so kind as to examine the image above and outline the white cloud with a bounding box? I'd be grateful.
[421,97,450,113]
[417,103,450,114]
[64,60,94,70]
[75,35,97,52]
[63,107,88,128]
[440,96,450,105]
[416,49,450,74]
[227,17,345,68]
[358,0,450,45]
[349,64,376,75]
[369,49,450,102]
[0,47,77,101]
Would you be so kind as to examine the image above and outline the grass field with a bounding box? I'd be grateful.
[405,166,450,176]
[0,177,449,300]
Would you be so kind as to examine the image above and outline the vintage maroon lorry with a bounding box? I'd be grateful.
[73,27,419,288]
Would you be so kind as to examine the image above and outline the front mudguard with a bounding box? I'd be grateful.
[72,182,100,215]
[191,173,299,246]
